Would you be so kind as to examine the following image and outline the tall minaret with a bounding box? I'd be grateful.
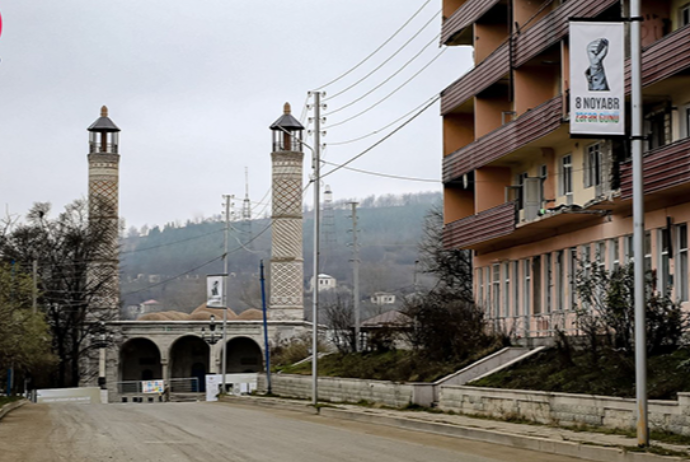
[269,103,305,321]
[87,106,121,319]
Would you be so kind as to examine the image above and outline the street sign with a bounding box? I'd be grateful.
[206,274,227,308]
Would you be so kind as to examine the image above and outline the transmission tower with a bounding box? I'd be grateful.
[240,167,254,249]
[321,185,337,246]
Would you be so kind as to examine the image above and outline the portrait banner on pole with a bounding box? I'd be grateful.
[569,21,625,136]
[206,274,227,308]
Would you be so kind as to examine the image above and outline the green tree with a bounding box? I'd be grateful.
[0,264,56,392]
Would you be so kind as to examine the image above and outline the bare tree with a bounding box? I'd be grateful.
[322,293,356,354]
[0,200,119,387]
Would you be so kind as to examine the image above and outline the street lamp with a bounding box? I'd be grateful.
[89,321,112,404]
[201,315,220,346]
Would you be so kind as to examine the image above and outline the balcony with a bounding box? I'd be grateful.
[513,0,619,68]
[624,24,690,91]
[441,42,510,115]
[443,95,563,182]
[442,0,501,45]
[443,201,516,250]
[620,138,690,200]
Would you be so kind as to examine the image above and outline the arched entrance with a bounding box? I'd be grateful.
[120,338,162,382]
[225,337,263,373]
[169,336,209,392]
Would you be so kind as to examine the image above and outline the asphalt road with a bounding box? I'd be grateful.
[0,401,585,462]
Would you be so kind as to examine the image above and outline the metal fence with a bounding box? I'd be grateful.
[115,377,199,394]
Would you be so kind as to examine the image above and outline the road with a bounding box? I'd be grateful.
[0,402,585,462]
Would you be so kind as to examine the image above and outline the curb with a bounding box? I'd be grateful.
[219,396,686,462]
[0,399,27,422]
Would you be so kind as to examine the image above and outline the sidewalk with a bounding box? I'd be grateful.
[219,395,690,462]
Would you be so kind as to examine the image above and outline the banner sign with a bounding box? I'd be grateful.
[206,274,227,308]
[142,380,165,394]
[569,21,625,136]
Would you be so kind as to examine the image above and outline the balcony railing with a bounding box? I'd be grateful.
[441,42,510,115]
[443,95,563,182]
[624,24,690,91]
[620,137,690,200]
[443,201,516,250]
[513,0,618,68]
[442,0,501,45]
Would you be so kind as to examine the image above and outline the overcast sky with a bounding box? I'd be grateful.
[0,1,471,229]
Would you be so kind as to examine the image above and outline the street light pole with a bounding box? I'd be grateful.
[221,195,232,396]
[630,0,648,447]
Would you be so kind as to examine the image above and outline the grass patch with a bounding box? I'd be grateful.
[0,396,22,407]
[278,345,504,383]
[472,346,690,400]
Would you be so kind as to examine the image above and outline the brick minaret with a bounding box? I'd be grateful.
[269,103,305,320]
[87,106,121,319]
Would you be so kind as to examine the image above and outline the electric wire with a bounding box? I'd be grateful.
[321,94,440,179]
[323,10,441,102]
[320,160,440,183]
[327,94,439,145]
[326,33,441,115]
[122,254,225,296]
[121,228,224,255]
[324,48,447,129]
[313,0,433,91]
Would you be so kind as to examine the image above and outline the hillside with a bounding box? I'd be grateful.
[119,192,441,317]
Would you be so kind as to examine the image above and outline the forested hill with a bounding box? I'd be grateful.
[119,191,441,316]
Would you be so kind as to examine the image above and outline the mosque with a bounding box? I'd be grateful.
[86,104,312,400]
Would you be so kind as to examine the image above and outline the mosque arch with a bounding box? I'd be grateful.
[225,337,263,373]
[120,338,162,382]
[169,335,209,392]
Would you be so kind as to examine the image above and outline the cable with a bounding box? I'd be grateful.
[324,11,441,102]
[121,228,224,255]
[324,49,447,128]
[122,255,224,296]
[320,160,440,183]
[321,95,440,180]
[313,0,434,91]
[328,95,439,146]
[326,33,440,115]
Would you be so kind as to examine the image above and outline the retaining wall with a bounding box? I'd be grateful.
[439,385,690,435]
[259,374,417,408]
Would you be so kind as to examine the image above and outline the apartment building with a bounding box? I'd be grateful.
[440,0,690,336]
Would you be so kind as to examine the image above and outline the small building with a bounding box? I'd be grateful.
[309,274,337,293]
[370,292,396,305]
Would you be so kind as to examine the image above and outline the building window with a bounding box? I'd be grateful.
[609,238,620,271]
[678,224,688,302]
[513,261,520,316]
[516,172,528,210]
[568,247,577,310]
[503,262,510,318]
[560,154,573,199]
[646,109,668,150]
[645,231,652,275]
[596,242,606,272]
[681,4,690,27]
[539,165,548,182]
[584,143,602,188]
[484,267,491,314]
[658,229,671,295]
[545,253,552,313]
[492,264,501,319]
[556,250,564,311]
[624,234,634,264]
[524,259,531,317]
[533,256,542,315]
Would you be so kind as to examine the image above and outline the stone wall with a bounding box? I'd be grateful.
[439,385,690,435]
[258,374,416,408]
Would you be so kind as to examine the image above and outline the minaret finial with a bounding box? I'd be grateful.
[284,102,291,114]
[101,105,108,117]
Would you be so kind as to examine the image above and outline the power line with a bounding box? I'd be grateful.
[321,94,440,180]
[313,0,434,91]
[324,49,447,129]
[326,33,441,115]
[324,10,440,102]
[121,228,224,255]
[320,160,440,183]
[122,255,224,296]
[328,95,439,146]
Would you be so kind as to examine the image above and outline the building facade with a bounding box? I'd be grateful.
[441,0,690,336]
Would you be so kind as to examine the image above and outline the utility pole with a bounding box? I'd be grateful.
[630,0,648,447]
[311,91,323,405]
[221,194,234,395]
[349,202,360,352]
